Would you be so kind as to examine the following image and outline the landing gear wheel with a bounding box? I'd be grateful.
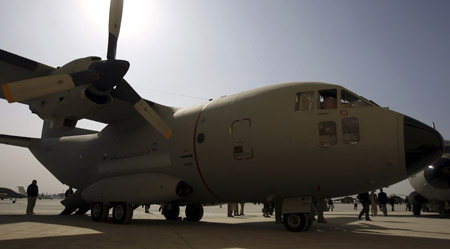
[163,204,180,220]
[305,215,313,231]
[283,213,309,232]
[439,207,446,218]
[113,202,133,224]
[185,204,204,221]
[91,202,109,222]
[412,204,422,216]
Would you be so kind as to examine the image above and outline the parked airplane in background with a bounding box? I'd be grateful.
[409,140,450,217]
[0,0,444,231]
[0,187,26,203]
[17,186,26,196]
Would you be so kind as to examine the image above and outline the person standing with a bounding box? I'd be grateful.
[26,180,39,215]
[378,188,388,216]
[370,190,378,216]
[227,203,234,217]
[389,196,396,211]
[239,202,245,216]
[357,192,371,221]
[328,199,334,211]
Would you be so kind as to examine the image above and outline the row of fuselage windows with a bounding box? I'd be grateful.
[295,89,370,112]
[319,118,360,146]
[294,89,365,147]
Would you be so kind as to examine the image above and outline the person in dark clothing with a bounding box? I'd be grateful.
[388,196,396,211]
[377,188,388,216]
[65,187,74,198]
[357,192,371,221]
[26,180,39,215]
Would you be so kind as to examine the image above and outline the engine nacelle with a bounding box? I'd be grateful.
[29,86,112,129]
[81,173,193,205]
[51,56,101,75]
[424,157,450,190]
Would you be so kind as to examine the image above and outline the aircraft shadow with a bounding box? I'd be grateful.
[0,213,449,249]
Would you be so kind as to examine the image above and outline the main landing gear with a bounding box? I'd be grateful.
[91,202,204,224]
[91,202,133,224]
[162,203,204,222]
[283,213,313,232]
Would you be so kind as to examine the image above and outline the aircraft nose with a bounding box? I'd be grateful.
[404,115,444,176]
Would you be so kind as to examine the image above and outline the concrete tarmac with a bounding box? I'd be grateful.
[0,199,449,249]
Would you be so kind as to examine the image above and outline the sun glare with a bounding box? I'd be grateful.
[78,0,155,39]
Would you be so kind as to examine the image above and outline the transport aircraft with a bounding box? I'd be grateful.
[0,0,444,231]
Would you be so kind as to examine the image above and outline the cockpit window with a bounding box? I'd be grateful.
[341,90,370,108]
[295,92,314,112]
[319,89,337,109]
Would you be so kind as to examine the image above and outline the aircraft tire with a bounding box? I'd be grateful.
[113,202,133,224]
[283,213,309,232]
[305,215,313,231]
[185,204,204,221]
[439,207,446,218]
[91,202,109,222]
[163,204,180,220]
[412,204,421,216]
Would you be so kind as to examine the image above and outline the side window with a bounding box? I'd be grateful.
[319,89,337,109]
[295,92,314,112]
[342,118,360,144]
[319,121,337,146]
[341,90,370,108]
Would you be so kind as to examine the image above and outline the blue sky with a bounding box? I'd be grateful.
[1,0,449,195]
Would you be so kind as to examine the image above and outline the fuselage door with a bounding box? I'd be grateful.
[231,118,253,160]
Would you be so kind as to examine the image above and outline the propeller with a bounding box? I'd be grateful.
[1,0,173,139]
[107,0,123,60]
[2,59,129,103]
[113,80,173,139]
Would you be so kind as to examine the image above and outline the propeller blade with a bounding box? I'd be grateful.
[2,74,76,103]
[107,0,124,60]
[113,80,173,139]
[1,70,100,103]
[134,99,173,139]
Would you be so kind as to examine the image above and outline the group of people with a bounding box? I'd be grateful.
[357,188,390,220]
[227,202,245,217]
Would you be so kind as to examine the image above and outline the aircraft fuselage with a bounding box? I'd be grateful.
[28,82,443,205]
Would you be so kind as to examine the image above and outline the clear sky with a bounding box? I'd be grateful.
[1,0,449,195]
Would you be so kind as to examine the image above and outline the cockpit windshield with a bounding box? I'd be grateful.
[341,90,371,108]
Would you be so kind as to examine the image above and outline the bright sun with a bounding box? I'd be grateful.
[79,0,155,38]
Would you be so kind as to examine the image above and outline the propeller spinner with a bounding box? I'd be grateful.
[1,0,172,139]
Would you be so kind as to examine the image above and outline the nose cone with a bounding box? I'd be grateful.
[404,116,444,176]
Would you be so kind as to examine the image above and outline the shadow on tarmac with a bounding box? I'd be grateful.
[0,213,449,249]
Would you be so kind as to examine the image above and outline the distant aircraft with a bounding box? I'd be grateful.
[333,196,355,204]
[0,0,445,231]
[0,187,26,203]
[17,186,26,196]
[408,140,450,217]
[38,193,54,200]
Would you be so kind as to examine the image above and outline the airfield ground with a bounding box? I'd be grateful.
[0,199,449,249]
